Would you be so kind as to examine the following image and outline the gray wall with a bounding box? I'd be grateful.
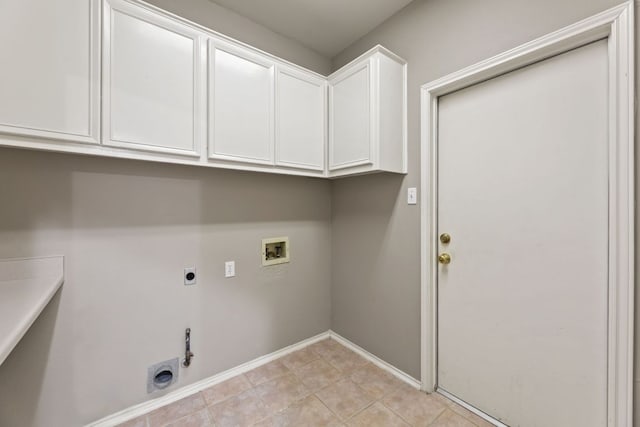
[0,1,331,425]
[330,0,630,383]
[145,0,331,75]
[0,150,331,426]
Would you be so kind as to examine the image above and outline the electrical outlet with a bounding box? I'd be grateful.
[225,261,235,278]
[184,267,196,285]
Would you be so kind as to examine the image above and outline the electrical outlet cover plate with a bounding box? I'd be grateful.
[261,237,290,266]
[184,267,196,285]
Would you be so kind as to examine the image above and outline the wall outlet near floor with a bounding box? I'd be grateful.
[184,267,196,285]
[225,261,235,278]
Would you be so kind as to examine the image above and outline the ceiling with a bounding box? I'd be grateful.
[207,0,413,57]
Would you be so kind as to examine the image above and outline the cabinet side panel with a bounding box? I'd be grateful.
[378,55,406,173]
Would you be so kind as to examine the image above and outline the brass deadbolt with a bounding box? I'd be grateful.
[440,233,451,244]
[438,253,451,265]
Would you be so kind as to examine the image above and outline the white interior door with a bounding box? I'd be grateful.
[437,40,609,427]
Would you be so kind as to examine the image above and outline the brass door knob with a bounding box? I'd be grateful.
[440,233,451,244]
[438,253,451,265]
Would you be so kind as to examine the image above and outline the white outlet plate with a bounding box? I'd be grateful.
[184,267,196,285]
[225,261,235,278]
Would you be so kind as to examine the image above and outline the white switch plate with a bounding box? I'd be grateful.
[225,261,235,278]
[407,187,417,205]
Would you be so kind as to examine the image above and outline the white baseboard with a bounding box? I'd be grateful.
[328,330,421,390]
[87,329,422,426]
[87,331,330,427]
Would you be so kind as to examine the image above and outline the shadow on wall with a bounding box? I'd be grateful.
[0,289,62,427]
[331,172,406,285]
[330,172,422,378]
[0,147,328,233]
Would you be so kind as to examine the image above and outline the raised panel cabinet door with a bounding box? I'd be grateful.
[329,62,372,170]
[209,41,274,164]
[0,0,99,143]
[103,0,204,156]
[276,67,325,171]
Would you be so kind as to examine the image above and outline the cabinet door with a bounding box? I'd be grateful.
[329,61,372,170]
[0,0,99,143]
[276,67,325,171]
[209,41,274,165]
[103,0,205,157]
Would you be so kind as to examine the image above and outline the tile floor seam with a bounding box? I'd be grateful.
[341,399,378,424]
[311,391,341,421]
[426,407,449,426]
[119,338,476,427]
[311,394,342,426]
[379,400,417,427]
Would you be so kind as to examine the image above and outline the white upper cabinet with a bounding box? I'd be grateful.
[275,67,326,171]
[0,0,99,143]
[102,0,205,157]
[329,62,371,170]
[328,47,407,177]
[0,0,405,179]
[209,41,275,165]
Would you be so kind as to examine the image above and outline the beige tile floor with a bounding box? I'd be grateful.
[118,338,493,427]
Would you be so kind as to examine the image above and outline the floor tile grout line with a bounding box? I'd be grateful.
[380,398,419,427]
[342,399,378,424]
[425,406,449,427]
[139,338,462,427]
[312,393,346,425]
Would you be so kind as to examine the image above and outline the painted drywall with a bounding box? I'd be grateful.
[0,149,331,426]
[0,2,331,424]
[330,0,627,384]
[144,0,331,74]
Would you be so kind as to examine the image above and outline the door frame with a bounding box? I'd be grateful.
[419,2,634,425]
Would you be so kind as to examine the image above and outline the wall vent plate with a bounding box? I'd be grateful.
[147,357,179,393]
[261,237,290,266]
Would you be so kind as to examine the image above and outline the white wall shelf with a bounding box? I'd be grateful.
[0,256,64,367]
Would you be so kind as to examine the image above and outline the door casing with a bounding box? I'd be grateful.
[419,2,634,426]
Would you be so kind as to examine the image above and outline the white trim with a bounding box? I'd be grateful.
[128,0,327,80]
[86,331,330,427]
[437,389,507,427]
[420,2,634,426]
[328,330,422,390]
